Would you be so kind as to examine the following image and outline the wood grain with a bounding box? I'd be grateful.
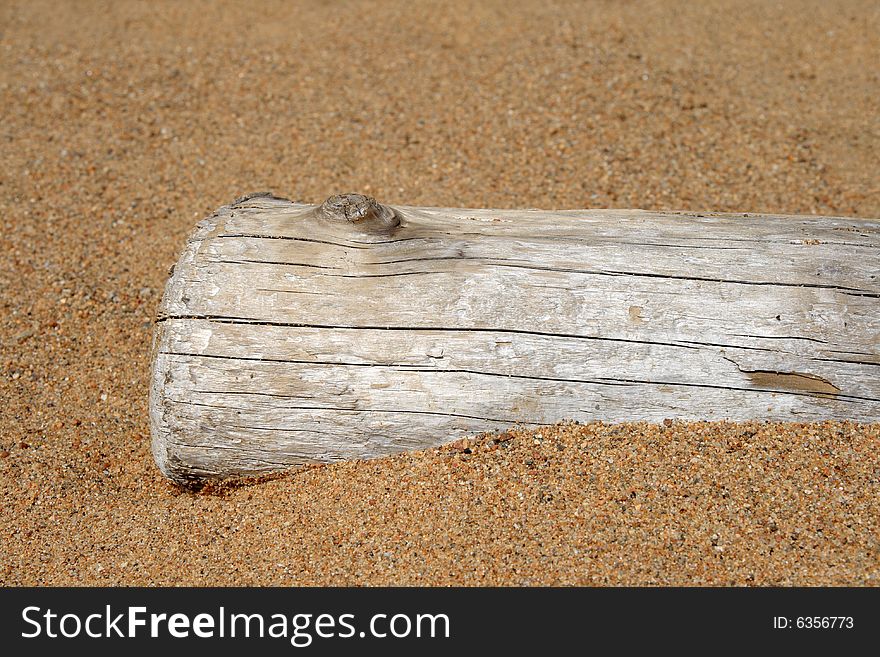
[150,193,880,484]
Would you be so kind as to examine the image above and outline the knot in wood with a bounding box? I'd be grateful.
[318,193,400,231]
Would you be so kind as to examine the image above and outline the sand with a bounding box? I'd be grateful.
[1,0,878,586]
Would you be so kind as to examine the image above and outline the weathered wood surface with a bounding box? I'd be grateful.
[150,193,880,484]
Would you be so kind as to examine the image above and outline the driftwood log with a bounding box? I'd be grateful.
[150,193,880,484]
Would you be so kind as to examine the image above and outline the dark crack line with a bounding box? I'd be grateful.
[732,333,830,345]
[218,233,432,248]
[157,317,870,363]
[600,268,878,297]
[160,351,878,403]
[224,259,340,270]
[812,357,880,367]
[160,350,635,387]
[155,317,702,351]
[217,229,880,250]
[171,397,539,426]
[210,250,879,296]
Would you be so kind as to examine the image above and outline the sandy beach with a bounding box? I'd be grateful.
[1,0,878,586]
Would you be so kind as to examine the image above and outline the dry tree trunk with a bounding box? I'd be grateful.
[150,193,880,484]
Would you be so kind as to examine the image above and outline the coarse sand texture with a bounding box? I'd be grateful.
[1,0,878,585]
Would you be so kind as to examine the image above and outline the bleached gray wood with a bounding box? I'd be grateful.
[150,193,880,485]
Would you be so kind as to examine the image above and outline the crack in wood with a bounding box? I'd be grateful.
[174,397,541,426]
[812,357,880,367]
[160,350,635,386]
[218,233,431,248]
[601,269,878,297]
[211,252,878,297]
[160,351,878,403]
[732,333,830,345]
[742,370,842,396]
[223,259,341,270]
[154,316,703,350]
[721,356,844,397]
[219,230,880,249]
